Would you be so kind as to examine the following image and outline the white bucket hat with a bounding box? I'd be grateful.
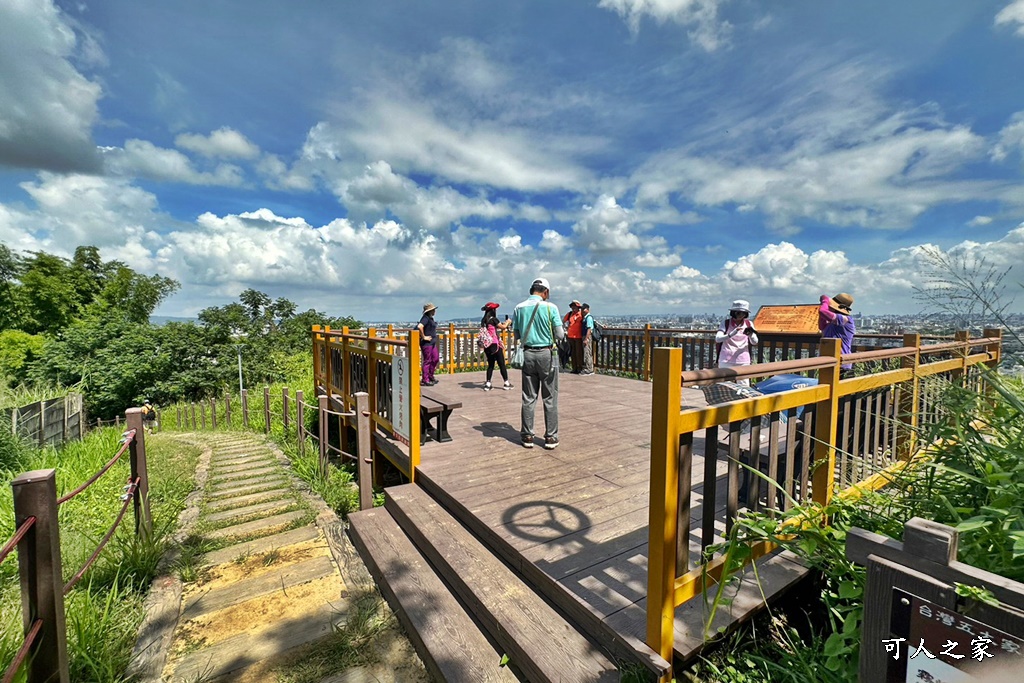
[729,299,750,313]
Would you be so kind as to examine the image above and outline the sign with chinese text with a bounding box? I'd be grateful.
[883,589,1022,683]
[391,355,410,445]
[751,304,821,334]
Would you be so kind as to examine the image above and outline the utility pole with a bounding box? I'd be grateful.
[235,343,245,394]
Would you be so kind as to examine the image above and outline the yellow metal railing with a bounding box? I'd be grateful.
[312,326,421,481]
[645,328,1003,676]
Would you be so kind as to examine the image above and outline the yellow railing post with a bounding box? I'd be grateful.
[342,326,351,408]
[897,333,921,461]
[643,324,653,381]
[409,330,421,482]
[311,325,323,386]
[646,346,682,678]
[323,325,333,394]
[387,323,394,338]
[367,327,377,425]
[812,338,841,506]
[983,327,1002,369]
[952,330,969,382]
[448,322,456,375]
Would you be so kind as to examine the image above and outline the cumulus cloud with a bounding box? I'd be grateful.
[175,127,260,159]
[571,195,643,253]
[995,0,1024,36]
[256,154,316,192]
[598,0,733,51]
[991,112,1024,162]
[103,140,245,186]
[0,0,102,172]
[968,216,994,227]
[635,252,683,267]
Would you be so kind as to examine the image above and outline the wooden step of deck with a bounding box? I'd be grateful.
[348,507,518,683]
[384,484,619,683]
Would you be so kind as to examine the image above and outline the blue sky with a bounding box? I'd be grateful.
[2,0,1024,321]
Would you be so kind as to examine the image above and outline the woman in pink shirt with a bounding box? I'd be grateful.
[716,299,759,386]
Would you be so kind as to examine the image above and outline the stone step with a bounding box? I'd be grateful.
[204,499,296,525]
[169,603,342,682]
[209,465,279,483]
[202,526,321,566]
[208,475,288,495]
[206,489,292,513]
[207,510,307,542]
[182,555,336,621]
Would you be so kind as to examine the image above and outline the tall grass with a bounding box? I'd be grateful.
[1,426,201,681]
[0,379,74,410]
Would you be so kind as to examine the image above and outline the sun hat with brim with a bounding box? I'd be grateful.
[481,302,499,311]
[422,303,437,313]
[570,300,581,307]
[830,293,854,312]
[532,277,550,290]
[729,299,750,313]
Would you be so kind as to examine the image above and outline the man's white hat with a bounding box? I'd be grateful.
[532,277,550,290]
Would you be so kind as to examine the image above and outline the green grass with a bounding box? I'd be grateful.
[1,427,201,681]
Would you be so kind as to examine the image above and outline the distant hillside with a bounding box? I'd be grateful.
[150,315,197,326]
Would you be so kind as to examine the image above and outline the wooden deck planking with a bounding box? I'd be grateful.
[413,369,807,665]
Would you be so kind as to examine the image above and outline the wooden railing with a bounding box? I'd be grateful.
[645,328,1003,677]
[2,409,150,683]
[5,394,86,447]
[312,326,422,482]
[320,323,939,380]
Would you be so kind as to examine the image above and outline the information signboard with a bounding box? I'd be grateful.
[885,588,1022,683]
[751,304,821,334]
[391,355,410,445]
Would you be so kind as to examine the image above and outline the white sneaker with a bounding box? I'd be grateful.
[503,381,513,390]
[483,382,492,391]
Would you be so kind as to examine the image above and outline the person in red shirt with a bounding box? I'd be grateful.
[562,300,584,373]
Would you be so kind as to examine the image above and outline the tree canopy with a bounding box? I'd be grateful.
[0,245,360,419]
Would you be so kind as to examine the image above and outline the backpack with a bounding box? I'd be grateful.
[477,325,494,350]
[589,318,603,342]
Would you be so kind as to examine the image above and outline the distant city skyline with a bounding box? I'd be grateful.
[3,1,1024,320]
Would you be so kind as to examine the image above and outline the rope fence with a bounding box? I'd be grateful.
[1,407,151,683]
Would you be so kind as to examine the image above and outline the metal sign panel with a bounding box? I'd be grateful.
[751,304,821,334]
[391,355,410,445]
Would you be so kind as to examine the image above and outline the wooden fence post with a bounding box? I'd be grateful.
[115,414,121,428]
[897,333,921,461]
[209,397,217,429]
[296,390,305,458]
[646,347,682,678]
[38,399,46,448]
[175,406,181,429]
[355,392,372,511]
[241,389,249,428]
[125,408,152,539]
[282,387,290,430]
[11,468,70,683]
[263,386,271,434]
[643,324,653,381]
[448,322,456,375]
[190,404,197,430]
[225,395,232,426]
[200,402,207,430]
[318,394,329,478]
[812,338,842,506]
[953,329,970,382]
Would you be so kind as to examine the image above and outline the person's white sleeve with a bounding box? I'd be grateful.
[715,326,730,343]
[749,331,759,345]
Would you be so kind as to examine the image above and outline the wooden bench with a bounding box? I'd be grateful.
[420,390,463,444]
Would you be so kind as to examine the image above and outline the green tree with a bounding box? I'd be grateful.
[0,330,45,384]
[0,244,23,331]
[17,251,80,334]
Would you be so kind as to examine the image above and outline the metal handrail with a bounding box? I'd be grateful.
[1,618,43,683]
[0,516,36,565]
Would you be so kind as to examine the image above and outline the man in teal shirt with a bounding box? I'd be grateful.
[512,277,564,450]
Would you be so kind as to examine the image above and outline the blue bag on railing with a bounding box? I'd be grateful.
[754,374,819,418]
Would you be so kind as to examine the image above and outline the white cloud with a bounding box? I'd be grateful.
[968,216,994,227]
[175,127,260,159]
[995,0,1024,36]
[103,140,246,186]
[339,160,550,231]
[256,154,316,192]
[991,112,1024,162]
[571,195,643,253]
[635,252,683,267]
[598,0,732,51]
[0,0,102,172]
